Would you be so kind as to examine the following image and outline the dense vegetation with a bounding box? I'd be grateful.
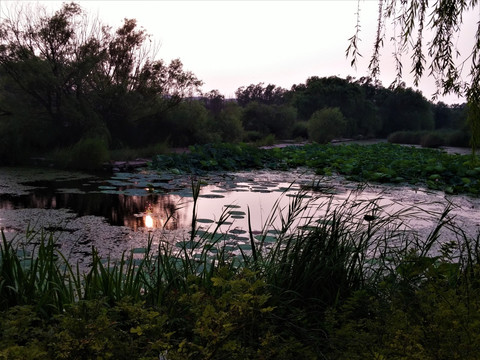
[152,142,480,195]
[0,3,471,169]
[1,182,480,359]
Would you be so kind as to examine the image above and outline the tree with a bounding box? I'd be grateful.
[0,2,202,160]
[235,83,287,106]
[347,0,480,153]
[214,102,244,143]
[203,89,225,117]
[379,86,434,135]
[241,102,296,139]
[162,100,214,147]
[290,76,379,137]
[433,102,454,129]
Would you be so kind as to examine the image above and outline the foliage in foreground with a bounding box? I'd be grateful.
[1,186,480,359]
[152,142,480,195]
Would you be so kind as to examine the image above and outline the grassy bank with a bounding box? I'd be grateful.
[1,184,480,359]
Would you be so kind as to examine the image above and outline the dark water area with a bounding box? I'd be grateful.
[0,177,187,231]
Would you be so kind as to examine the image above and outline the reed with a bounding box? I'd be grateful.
[0,229,75,315]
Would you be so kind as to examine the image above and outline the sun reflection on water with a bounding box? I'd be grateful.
[144,214,154,229]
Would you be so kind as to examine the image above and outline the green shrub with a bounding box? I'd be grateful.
[308,107,347,144]
[254,134,276,147]
[291,120,309,139]
[327,252,480,359]
[109,140,170,161]
[446,129,470,147]
[388,130,427,144]
[243,130,263,143]
[0,305,50,359]
[69,137,110,170]
[389,129,471,149]
[420,131,445,148]
[215,102,244,143]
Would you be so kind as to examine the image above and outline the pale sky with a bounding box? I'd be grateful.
[2,1,478,104]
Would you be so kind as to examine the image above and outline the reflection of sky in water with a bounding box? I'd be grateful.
[145,180,479,243]
[1,168,480,271]
[1,167,479,241]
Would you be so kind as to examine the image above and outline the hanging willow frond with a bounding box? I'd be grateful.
[348,0,478,97]
[345,0,363,69]
[347,0,480,153]
[368,0,385,78]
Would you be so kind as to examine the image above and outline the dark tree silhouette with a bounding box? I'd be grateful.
[0,2,202,157]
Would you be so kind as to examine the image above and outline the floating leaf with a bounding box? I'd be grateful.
[111,173,133,180]
[98,185,117,190]
[228,210,246,216]
[234,236,250,241]
[106,180,131,187]
[100,189,123,195]
[217,221,233,225]
[254,235,277,243]
[123,188,150,196]
[199,194,225,199]
[197,218,215,224]
[229,228,247,234]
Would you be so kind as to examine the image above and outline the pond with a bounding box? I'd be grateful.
[1,166,479,267]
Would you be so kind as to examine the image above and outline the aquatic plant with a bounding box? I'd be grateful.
[151,142,480,195]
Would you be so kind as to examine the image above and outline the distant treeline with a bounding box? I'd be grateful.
[0,3,469,166]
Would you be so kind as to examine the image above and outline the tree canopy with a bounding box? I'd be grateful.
[0,2,202,156]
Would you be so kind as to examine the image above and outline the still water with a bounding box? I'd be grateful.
[0,169,336,233]
[1,167,479,264]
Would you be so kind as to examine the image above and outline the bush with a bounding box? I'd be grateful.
[59,137,110,170]
[243,130,263,143]
[420,132,445,148]
[214,102,244,143]
[72,137,109,170]
[388,130,427,144]
[388,130,471,149]
[0,121,28,165]
[446,130,470,147]
[254,134,276,147]
[308,107,347,144]
[291,121,309,139]
[109,140,170,161]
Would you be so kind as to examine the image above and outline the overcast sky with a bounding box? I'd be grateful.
[2,1,478,104]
